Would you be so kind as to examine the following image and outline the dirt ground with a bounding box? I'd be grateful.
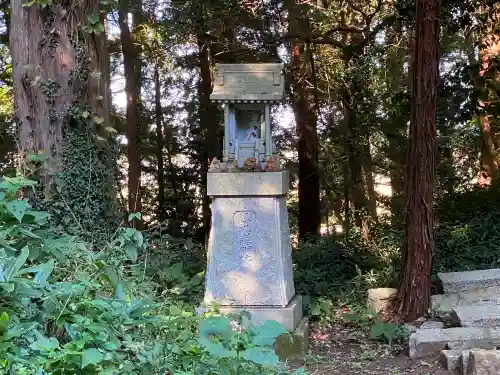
[291,321,453,375]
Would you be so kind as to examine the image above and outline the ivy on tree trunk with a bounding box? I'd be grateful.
[9,0,119,242]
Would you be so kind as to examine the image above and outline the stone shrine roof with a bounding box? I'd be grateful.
[210,63,284,103]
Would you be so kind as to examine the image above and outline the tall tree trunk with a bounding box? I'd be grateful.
[362,140,378,221]
[119,0,142,222]
[154,64,166,222]
[342,153,352,233]
[10,1,117,240]
[395,0,440,321]
[475,9,500,185]
[197,36,219,244]
[385,19,407,226]
[341,84,370,241]
[287,0,321,240]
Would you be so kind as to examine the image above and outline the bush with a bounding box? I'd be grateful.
[0,176,305,375]
[434,185,500,273]
[294,229,400,299]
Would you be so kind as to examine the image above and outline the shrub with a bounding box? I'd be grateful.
[0,176,305,375]
[434,185,500,273]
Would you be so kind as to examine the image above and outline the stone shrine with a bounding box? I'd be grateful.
[202,63,304,334]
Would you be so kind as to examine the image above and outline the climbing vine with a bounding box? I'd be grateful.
[17,0,121,244]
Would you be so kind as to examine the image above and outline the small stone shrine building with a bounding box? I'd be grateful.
[201,64,305,341]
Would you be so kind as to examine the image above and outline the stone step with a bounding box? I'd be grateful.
[431,286,500,315]
[438,269,500,293]
[453,305,500,328]
[442,349,500,375]
[409,327,500,359]
[441,349,470,373]
[468,349,500,374]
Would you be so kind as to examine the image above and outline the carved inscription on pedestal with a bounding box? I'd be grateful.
[233,211,256,263]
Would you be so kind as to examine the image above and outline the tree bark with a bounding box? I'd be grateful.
[341,84,370,241]
[197,36,220,243]
[362,140,378,221]
[119,0,142,222]
[10,1,117,241]
[475,8,500,185]
[154,64,166,222]
[395,0,440,321]
[10,1,108,189]
[287,0,321,241]
[385,19,407,226]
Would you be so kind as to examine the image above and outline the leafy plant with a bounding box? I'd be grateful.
[0,176,304,375]
[370,322,407,345]
[342,309,407,345]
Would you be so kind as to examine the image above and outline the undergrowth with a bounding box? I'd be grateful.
[0,176,305,375]
[295,185,500,324]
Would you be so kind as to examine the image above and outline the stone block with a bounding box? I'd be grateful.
[421,321,445,330]
[405,324,418,334]
[409,327,500,359]
[216,295,303,332]
[207,171,290,197]
[438,269,500,294]
[204,195,295,307]
[431,287,500,316]
[275,317,309,360]
[463,350,472,374]
[447,339,497,351]
[440,349,462,371]
[432,293,459,315]
[469,349,500,375]
[366,288,397,313]
[453,305,500,328]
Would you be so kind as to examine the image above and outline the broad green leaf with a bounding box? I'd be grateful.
[0,191,4,201]
[4,247,29,281]
[169,305,182,316]
[251,320,288,346]
[0,312,9,333]
[17,227,42,239]
[241,347,280,366]
[102,266,120,288]
[198,316,235,358]
[24,210,51,224]
[15,282,43,298]
[3,322,37,341]
[0,177,36,194]
[200,316,233,338]
[18,259,55,284]
[5,199,29,222]
[124,243,138,262]
[128,212,141,222]
[82,348,104,368]
[0,282,14,293]
[30,331,60,352]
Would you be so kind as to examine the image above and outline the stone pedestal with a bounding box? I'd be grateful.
[203,170,303,332]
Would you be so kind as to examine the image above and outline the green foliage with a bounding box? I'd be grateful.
[342,310,407,345]
[434,185,500,273]
[294,232,399,302]
[34,128,121,245]
[0,177,303,375]
[22,0,53,9]
[369,322,407,345]
[82,14,105,35]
